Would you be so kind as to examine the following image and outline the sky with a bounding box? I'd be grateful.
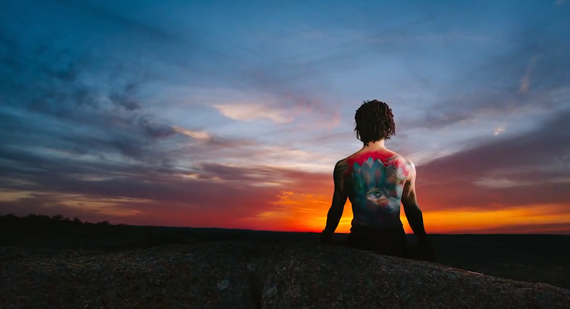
[0,0,569,234]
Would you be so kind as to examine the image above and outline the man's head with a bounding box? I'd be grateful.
[354,100,395,145]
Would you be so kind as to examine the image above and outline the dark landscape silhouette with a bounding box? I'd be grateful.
[1,213,569,290]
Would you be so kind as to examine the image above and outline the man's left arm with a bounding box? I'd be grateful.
[319,159,349,244]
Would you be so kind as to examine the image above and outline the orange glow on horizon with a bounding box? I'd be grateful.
[252,190,570,234]
[2,188,568,235]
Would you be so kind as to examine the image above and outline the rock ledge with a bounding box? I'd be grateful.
[1,241,569,308]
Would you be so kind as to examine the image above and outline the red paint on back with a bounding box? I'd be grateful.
[346,151,400,169]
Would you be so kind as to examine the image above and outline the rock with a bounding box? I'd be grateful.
[0,241,569,308]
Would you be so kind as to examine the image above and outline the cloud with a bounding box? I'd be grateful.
[519,56,539,94]
[415,108,570,210]
[396,11,570,131]
[214,103,292,124]
[52,0,183,43]
[0,25,181,166]
[494,124,506,136]
[0,137,335,228]
[172,126,211,140]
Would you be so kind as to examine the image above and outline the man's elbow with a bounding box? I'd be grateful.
[402,201,421,214]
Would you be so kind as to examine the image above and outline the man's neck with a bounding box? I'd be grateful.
[362,139,386,150]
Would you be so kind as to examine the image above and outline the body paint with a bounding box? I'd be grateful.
[343,152,411,228]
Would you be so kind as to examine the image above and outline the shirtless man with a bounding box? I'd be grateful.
[319,100,434,261]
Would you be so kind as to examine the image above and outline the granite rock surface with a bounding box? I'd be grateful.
[1,241,569,308]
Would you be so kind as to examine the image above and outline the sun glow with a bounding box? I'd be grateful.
[261,189,570,234]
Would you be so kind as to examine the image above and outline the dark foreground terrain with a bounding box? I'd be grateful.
[1,241,570,308]
[0,214,569,308]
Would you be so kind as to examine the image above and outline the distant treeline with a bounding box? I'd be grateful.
[0,213,251,251]
[0,213,113,231]
[0,213,320,252]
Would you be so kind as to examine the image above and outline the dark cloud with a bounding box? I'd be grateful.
[0,137,332,225]
[0,107,333,221]
[52,0,184,43]
[416,108,570,210]
[420,109,570,179]
[0,194,115,223]
[0,22,181,166]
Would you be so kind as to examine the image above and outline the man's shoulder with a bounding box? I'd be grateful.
[334,158,349,171]
[386,153,414,165]
[384,154,415,181]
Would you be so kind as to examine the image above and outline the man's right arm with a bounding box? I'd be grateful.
[401,160,434,261]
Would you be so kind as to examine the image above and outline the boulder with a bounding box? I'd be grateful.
[0,241,569,308]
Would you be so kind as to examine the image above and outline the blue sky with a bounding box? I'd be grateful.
[0,0,569,233]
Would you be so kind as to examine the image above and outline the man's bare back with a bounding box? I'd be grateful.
[338,148,412,229]
[319,100,434,261]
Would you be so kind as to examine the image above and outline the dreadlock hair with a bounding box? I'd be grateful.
[354,100,396,146]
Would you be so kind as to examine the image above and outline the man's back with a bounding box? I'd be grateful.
[320,99,433,261]
[340,149,412,229]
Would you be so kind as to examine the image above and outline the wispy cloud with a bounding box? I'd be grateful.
[213,103,292,124]
[172,126,211,140]
[519,57,539,94]
[494,124,506,136]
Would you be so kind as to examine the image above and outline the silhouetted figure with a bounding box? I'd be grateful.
[319,100,435,262]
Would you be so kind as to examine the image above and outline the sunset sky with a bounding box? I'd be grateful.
[1,0,569,234]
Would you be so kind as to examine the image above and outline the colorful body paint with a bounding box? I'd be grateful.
[338,152,412,228]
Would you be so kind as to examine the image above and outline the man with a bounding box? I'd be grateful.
[319,100,434,262]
